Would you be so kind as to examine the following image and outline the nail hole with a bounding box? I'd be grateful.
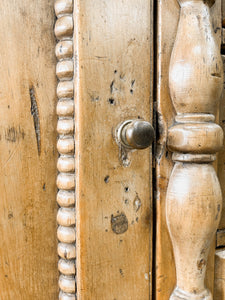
[104,175,110,183]
[114,70,117,74]
[130,89,133,94]
[124,187,129,192]
[108,98,115,105]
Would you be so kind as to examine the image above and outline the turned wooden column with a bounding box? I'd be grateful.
[166,0,224,299]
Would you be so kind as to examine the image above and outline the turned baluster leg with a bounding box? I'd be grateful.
[166,0,224,299]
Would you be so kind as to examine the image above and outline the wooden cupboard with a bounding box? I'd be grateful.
[0,0,224,299]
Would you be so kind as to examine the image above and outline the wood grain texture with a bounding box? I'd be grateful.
[156,1,222,299]
[0,1,58,299]
[74,1,153,299]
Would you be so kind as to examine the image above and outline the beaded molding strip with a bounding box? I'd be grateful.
[54,0,76,299]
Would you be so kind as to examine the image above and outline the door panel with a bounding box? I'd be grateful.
[0,1,58,299]
[75,1,153,299]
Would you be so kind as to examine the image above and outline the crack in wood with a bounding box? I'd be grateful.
[29,87,41,155]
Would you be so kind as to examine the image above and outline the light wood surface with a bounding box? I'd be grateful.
[74,1,153,299]
[156,0,222,299]
[0,0,58,299]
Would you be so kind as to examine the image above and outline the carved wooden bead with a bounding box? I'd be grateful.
[57,173,75,190]
[58,259,76,275]
[56,60,74,80]
[58,242,76,259]
[55,0,73,17]
[57,208,75,226]
[57,156,75,172]
[55,16,73,40]
[59,291,76,300]
[57,190,75,207]
[57,138,74,154]
[57,226,76,243]
[56,41,73,60]
[57,81,74,99]
[59,275,76,294]
[57,119,74,135]
[57,100,74,117]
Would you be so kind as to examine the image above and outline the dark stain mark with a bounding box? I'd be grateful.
[136,217,139,222]
[197,259,206,272]
[105,229,108,232]
[30,87,41,155]
[211,72,221,78]
[108,98,115,105]
[124,187,129,192]
[8,105,10,109]
[124,199,129,205]
[131,80,135,87]
[111,213,128,234]
[5,126,25,142]
[43,183,46,191]
[91,95,99,101]
[110,80,115,94]
[119,269,124,277]
[95,56,107,59]
[120,73,125,80]
[8,211,13,219]
[215,204,221,220]
[214,27,220,34]
[104,175,110,183]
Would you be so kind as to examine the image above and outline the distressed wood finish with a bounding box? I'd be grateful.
[0,0,58,298]
[156,0,222,299]
[74,1,153,299]
[166,0,223,299]
[55,0,76,299]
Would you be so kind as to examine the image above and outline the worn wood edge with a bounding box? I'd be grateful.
[217,229,225,247]
[214,248,225,299]
[55,0,76,298]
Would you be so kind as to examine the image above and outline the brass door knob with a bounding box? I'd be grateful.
[116,119,154,149]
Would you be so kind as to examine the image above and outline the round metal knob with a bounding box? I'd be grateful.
[119,119,154,149]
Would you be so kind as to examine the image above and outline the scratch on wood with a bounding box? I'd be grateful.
[29,87,41,155]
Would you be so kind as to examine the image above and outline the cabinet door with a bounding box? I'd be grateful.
[0,0,225,299]
[0,0,58,299]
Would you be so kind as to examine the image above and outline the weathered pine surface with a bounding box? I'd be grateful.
[0,1,58,299]
[156,1,222,299]
[75,1,153,299]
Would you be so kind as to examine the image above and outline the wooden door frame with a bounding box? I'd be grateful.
[54,0,225,299]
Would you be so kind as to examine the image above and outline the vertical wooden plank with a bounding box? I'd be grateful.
[75,1,153,299]
[156,1,221,299]
[0,1,58,299]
